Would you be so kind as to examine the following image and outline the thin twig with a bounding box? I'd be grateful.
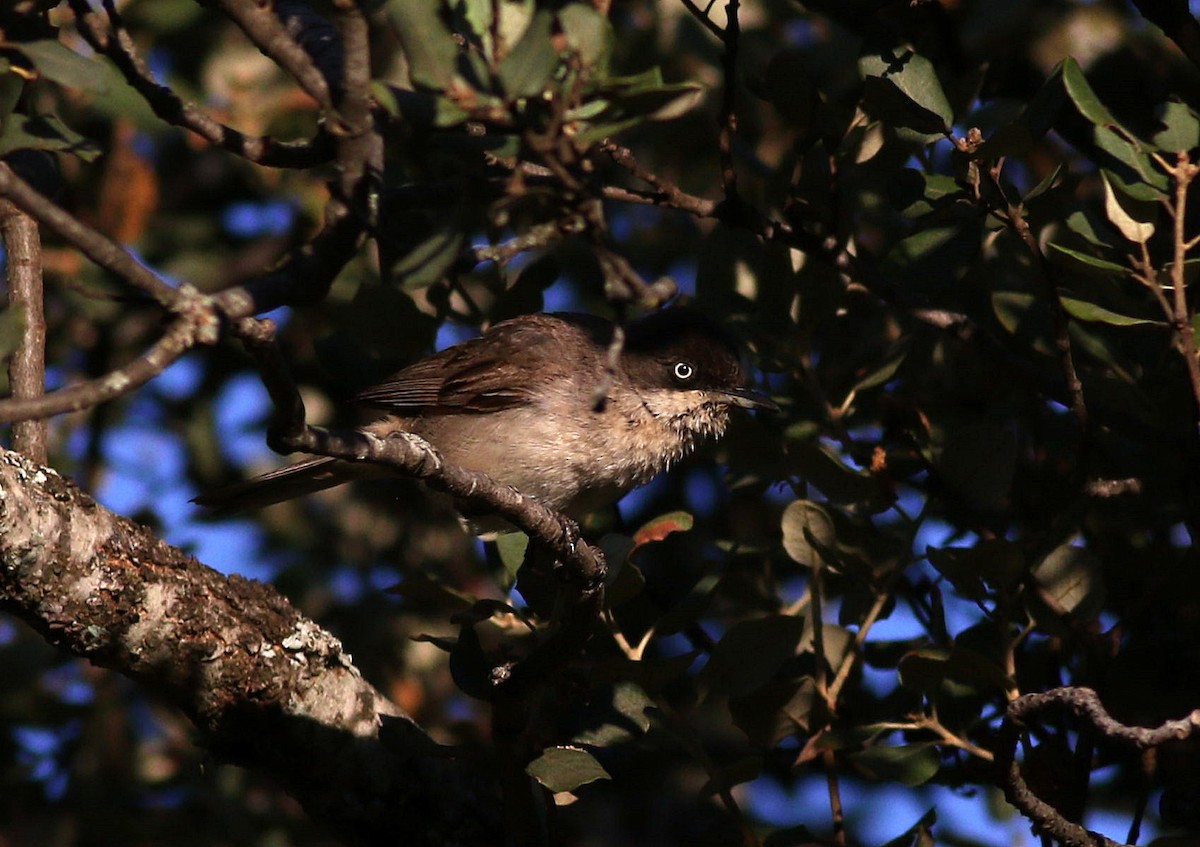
[1,201,47,460]
[0,307,216,422]
[68,0,333,168]
[0,163,180,309]
[215,0,335,114]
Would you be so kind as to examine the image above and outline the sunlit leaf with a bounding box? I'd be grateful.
[1059,295,1163,327]
[497,9,558,98]
[16,40,110,94]
[388,0,460,90]
[1154,100,1200,152]
[780,500,836,567]
[526,747,610,792]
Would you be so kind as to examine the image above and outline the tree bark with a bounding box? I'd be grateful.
[0,448,502,846]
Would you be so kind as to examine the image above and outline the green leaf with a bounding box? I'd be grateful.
[390,227,464,291]
[572,681,653,746]
[16,40,110,94]
[780,500,836,567]
[526,747,611,792]
[898,645,1011,696]
[388,0,461,90]
[1033,543,1106,620]
[700,614,806,699]
[0,72,23,120]
[0,113,101,161]
[859,47,953,133]
[1023,163,1065,203]
[849,742,941,786]
[558,4,612,71]
[1155,100,1200,152]
[1059,295,1164,327]
[938,422,1016,515]
[1060,58,1168,193]
[1046,242,1127,276]
[788,441,882,510]
[654,573,720,636]
[926,540,1024,602]
[494,531,529,584]
[851,343,908,393]
[497,8,558,98]
[699,756,763,797]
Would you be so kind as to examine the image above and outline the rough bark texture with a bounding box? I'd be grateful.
[0,448,502,846]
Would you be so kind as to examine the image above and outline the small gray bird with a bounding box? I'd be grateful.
[195,308,775,519]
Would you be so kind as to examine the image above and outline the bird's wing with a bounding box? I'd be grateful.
[353,321,546,413]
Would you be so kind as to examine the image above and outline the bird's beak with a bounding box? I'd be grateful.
[718,387,780,413]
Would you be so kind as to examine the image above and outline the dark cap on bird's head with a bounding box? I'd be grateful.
[622,307,778,412]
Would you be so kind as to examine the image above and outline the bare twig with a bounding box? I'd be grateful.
[214,0,335,114]
[716,0,742,205]
[0,302,218,422]
[1165,153,1200,422]
[973,150,1088,429]
[997,686,1200,847]
[68,0,333,168]
[1,201,47,460]
[0,163,180,308]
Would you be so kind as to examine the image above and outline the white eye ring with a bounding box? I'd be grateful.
[673,361,694,380]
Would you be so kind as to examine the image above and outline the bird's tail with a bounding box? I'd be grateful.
[192,456,371,515]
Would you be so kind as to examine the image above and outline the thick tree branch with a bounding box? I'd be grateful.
[0,447,502,846]
[1,200,46,460]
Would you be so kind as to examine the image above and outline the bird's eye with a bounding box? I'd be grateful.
[673,361,695,381]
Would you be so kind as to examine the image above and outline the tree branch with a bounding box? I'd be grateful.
[66,0,334,169]
[997,686,1200,847]
[1,200,47,460]
[0,448,503,846]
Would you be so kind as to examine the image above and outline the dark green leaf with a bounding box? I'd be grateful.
[730,676,817,745]
[526,746,611,792]
[17,40,110,94]
[699,756,763,797]
[497,9,558,98]
[0,113,101,161]
[926,539,1024,602]
[388,0,460,90]
[897,645,1011,695]
[1155,100,1200,152]
[938,422,1016,515]
[572,681,653,747]
[788,441,884,510]
[654,574,720,636]
[557,4,612,71]
[390,227,464,291]
[701,614,805,699]
[849,742,940,786]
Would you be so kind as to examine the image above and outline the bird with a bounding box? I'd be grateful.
[194,307,776,522]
